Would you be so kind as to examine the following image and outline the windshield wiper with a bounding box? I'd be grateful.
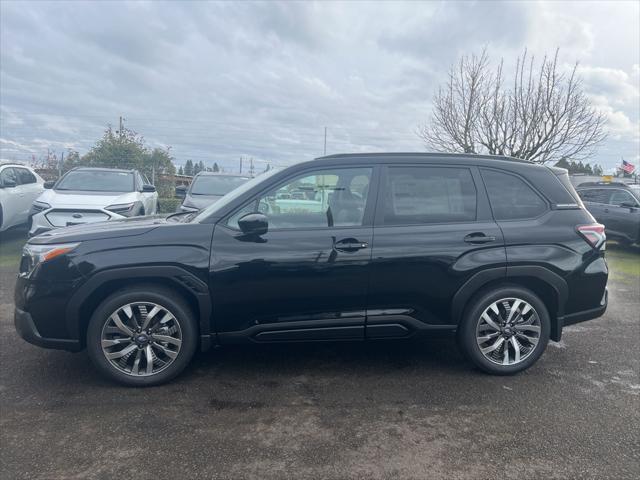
[166,211,198,223]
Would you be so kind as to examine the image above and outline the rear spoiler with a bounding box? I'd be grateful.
[547,167,584,210]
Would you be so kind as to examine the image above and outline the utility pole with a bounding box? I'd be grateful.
[119,116,124,139]
[249,157,254,177]
[59,151,64,178]
[323,127,327,156]
[239,156,243,174]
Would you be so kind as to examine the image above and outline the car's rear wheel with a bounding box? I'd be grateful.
[458,286,550,375]
[86,286,197,386]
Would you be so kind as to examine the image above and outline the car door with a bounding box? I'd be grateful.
[577,188,610,226]
[607,189,640,241]
[15,167,44,219]
[210,166,378,342]
[367,164,505,337]
[0,167,24,229]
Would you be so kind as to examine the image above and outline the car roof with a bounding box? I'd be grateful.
[194,172,249,178]
[576,181,634,189]
[0,162,33,168]
[70,167,135,173]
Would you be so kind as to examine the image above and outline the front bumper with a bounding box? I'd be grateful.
[14,307,81,351]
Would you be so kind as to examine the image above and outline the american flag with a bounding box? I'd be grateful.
[621,159,636,174]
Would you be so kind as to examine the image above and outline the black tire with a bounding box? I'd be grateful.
[86,285,198,386]
[457,285,550,375]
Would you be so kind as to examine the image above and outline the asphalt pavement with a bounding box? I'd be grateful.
[0,228,638,479]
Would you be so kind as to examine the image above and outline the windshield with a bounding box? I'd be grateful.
[190,175,249,196]
[56,170,134,192]
[191,168,281,223]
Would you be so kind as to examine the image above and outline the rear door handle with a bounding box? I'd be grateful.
[334,238,369,252]
[464,233,496,244]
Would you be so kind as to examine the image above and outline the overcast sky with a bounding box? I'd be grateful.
[1,0,638,173]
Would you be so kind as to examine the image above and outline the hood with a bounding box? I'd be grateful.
[184,194,223,210]
[29,215,167,244]
[36,189,138,208]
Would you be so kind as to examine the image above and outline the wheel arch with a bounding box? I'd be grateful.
[451,266,567,342]
[67,266,212,350]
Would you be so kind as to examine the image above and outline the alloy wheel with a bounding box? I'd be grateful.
[100,302,183,377]
[475,298,541,366]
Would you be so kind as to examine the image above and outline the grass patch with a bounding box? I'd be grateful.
[0,230,26,268]
[606,242,640,284]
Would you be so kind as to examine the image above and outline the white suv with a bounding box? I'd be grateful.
[0,163,45,233]
[30,167,158,237]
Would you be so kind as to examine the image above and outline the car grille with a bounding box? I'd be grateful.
[45,209,110,227]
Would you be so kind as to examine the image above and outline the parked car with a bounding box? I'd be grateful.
[29,167,158,237]
[175,172,249,212]
[0,163,44,233]
[576,181,640,245]
[14,153,608,386]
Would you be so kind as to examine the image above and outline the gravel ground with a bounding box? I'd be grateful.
[0,228,638,480]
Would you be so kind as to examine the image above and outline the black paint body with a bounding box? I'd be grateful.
[14,153,608,352]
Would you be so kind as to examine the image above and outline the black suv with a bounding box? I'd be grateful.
[14,153,608,386]
[575,182,640,245]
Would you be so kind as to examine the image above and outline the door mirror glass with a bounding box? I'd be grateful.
[43,180,55,189]
[175,185,187,198]
[142,184,156,193]
[237,212,268,236]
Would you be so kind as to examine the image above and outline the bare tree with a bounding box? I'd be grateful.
[418,49,607,163]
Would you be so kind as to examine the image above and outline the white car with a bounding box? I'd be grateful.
[0,163,45,233]
[30,167,158,237]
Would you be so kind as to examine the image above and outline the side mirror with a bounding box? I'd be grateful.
[238,212,268,236]
[619,201,638,209]
[1,179,17,188]
[175,185,187,199]
[43,180,55,189]
[142,184,156,193]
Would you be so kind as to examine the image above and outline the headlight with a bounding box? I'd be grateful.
[31,201,51,213]
[20,242,80,275]
[105,201,142,217]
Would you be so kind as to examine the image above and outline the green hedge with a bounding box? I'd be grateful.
[158,198,182,214]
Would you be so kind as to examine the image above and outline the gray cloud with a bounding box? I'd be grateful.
[1,0,638,172]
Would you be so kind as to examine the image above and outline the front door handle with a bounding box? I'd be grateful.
[464,233,496,244]
[334,238,369,252]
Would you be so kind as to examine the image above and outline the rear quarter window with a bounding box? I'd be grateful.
[481,169,548,221]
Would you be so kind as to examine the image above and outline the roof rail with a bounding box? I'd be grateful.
[316,152,533,164]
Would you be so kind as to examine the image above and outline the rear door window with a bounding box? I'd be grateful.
[481,169,548,220]
[578,188,611,204]
[381,166,477,225]
[0,167,18,186]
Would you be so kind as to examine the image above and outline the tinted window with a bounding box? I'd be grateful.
[16,168,37,185]
[609,190,638,206]
[578,188,611,204]
[382,167,476,225]
[227,168,371,230]
[191,175,249,196]
[482,169,547,220]
[56,170,134,192]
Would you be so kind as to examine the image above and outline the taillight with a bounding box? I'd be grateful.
[577,224,606,249]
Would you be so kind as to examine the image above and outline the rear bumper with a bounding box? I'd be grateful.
[14,307,81,352]
[556,287,608,338]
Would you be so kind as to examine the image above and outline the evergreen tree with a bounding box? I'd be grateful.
[184,160,194,176]
[213,162,220,173]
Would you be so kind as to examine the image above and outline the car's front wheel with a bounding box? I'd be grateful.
[86,286,197,386]
[458,286,550,375]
